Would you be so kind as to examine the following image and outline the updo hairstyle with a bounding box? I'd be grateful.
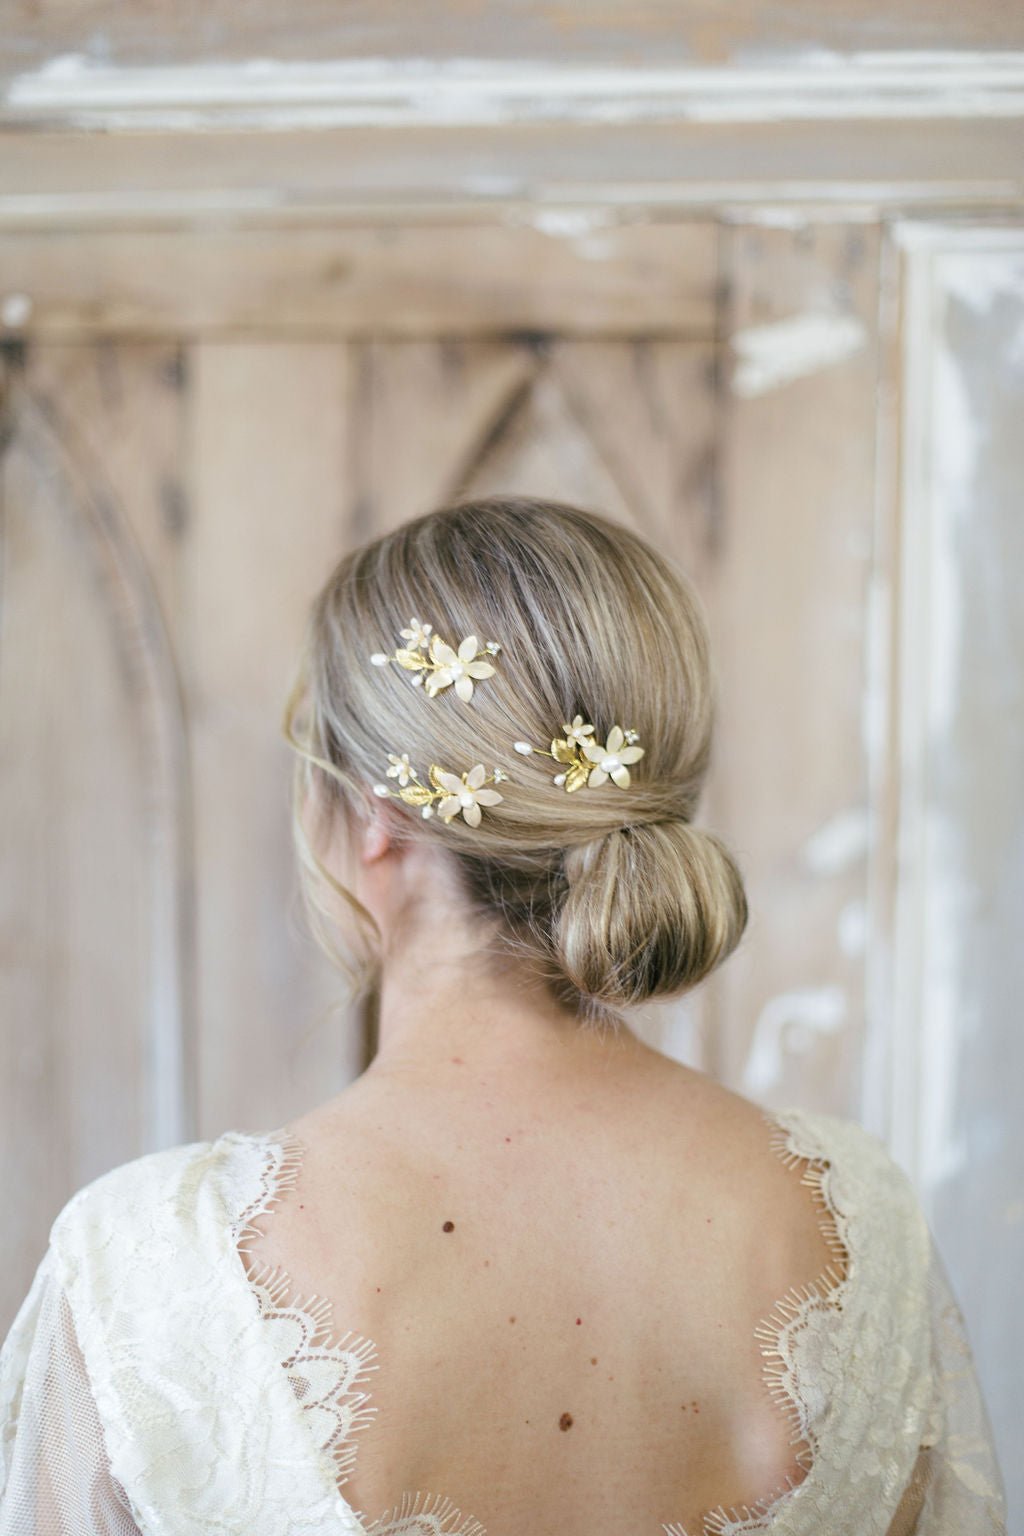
[282,495,748,1030]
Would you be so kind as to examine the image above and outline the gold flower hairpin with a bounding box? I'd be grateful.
[373,754,507,825]
[513,715,644,792]
[370,618,501,703]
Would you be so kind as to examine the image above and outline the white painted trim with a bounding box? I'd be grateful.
[877,220,1024,1195]
[4,50,1024,131]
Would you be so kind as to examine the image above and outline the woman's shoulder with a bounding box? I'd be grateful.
[46,1126,273,1285]
[680,1082,934,1289]
[762,1100,924,1205]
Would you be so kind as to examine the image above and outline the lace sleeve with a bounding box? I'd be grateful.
[0,1245,144,1536]
[886,1232,1008,1535]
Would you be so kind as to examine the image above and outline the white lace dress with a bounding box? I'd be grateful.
[0,1105,1008,1535]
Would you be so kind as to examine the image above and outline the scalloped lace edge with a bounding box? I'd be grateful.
[227,1106,853,1536]
[662,1108,854,1536]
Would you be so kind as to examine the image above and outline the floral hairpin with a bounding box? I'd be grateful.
[373,753,508,826]
[513,715,644,792]
[370,618,501,703]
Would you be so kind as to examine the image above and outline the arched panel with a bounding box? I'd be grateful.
[0,367,193,1333]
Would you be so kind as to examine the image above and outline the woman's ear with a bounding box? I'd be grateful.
[359,803,394,866]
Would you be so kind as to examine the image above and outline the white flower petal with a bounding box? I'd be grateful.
[588,767,608,787]
[436,772,464,794]
[474,789,502,805]
[431,668,454,689]
[466,763,486,789]
[606,725,624,752]
[455,676,474,701]
[611,765,631,787]
[618,747,644,764]
[466,661,495,679]
[462,800,482,827]
[582,741,605,763]
[438,795,462,820]
[458,635,478,662]
[433,643,458,667]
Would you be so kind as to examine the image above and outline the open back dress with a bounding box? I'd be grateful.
[0,1104,1007,1535]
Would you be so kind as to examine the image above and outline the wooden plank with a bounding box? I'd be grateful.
[710,221,882,1114]
[0,351,169,1331]
[0,221,718,338]
[188,341,364,1137]
[0,120,1021,225]
[21,341,198,1145]
[2,0,1022,81]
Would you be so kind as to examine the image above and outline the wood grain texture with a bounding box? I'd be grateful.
[2,0,1022,79]
[188,341,365,1138]
[0,120,1021,223]
[0,221,717,337]
[710,221,882,1113]
[0,351,171,1329]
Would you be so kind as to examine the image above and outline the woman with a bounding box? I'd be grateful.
[0,496,1007,1534]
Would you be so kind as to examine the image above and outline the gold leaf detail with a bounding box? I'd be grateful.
[395,649,428,671]
[399,785,435,806]
[551,738,578,765]
[565,762,591,792]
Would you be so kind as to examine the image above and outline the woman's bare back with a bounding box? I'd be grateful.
[240,1053,842,1535]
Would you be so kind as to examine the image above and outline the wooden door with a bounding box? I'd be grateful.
[1,214,887,1328]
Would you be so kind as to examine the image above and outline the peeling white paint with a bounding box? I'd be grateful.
[730,206,813,229]
[4,51,1024,131]
[801,806,870,875]
[731,311,866,397]
[838,900,868,957]
[1,292,32,327]
[515,206,621,260]
[941,250,1024,319]
[741,985,848,1095]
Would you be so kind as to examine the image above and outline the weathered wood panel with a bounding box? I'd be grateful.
[0,221,718,337]
[188,342,365,1137]
[711,221,882,1113]
[0,353,164,1327]
[0,119,1020,224]
[2,0,1022,79]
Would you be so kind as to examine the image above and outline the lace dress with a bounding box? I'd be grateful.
[0,1105,1008,1535]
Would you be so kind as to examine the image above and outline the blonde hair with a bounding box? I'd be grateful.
[281,495,748,1031]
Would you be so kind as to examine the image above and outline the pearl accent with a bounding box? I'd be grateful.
[459,791,474,807]
[600,755,621,772]
[370,653,388,665]
[553,773,566,785]
[372,784,390,797]
[513,741,533,754]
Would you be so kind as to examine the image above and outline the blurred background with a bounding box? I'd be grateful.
[1,1,1022,1521]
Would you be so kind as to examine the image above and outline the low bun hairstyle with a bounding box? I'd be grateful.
[283,495,748,1030]
[557,822,748,1011]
